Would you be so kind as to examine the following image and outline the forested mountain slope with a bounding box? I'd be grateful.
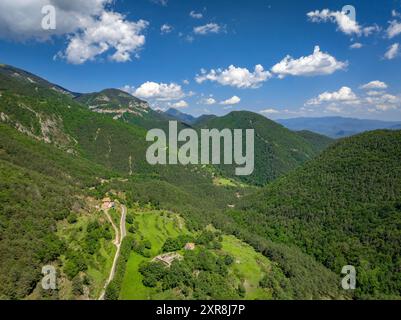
[0,123,115,299]
[232,130,401,299]
[295,130,333,153]
[195,111,329,185]
[0,64,193,179]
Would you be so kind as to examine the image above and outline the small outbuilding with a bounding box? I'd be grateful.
[184,243,196,251]
[101,197,115,210]
[152,253,182,267]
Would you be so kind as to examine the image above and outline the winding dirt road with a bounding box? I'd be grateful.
[98,204,127,300]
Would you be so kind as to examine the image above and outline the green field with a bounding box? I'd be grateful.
[108,207,123,231]
[120,210,187,299]
[221,236,272,300]
[86,240,116,298]
[120,252,151,299]
[56,211,116,299]
[120,210,274,300]
[133,210,187,254]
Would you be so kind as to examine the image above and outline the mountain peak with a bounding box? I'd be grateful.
[75,88,150,120]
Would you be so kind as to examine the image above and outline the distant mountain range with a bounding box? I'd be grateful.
[164,108,198,125]
[164,108,218,126]
[165,110,401,140]
[277,117,401,138]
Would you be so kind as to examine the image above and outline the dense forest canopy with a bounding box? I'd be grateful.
[233,130,401,299]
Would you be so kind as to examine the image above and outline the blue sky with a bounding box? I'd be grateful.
[0,0,401,120]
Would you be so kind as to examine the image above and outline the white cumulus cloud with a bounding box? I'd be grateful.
[196,65,271,88]
[260,108,279,114]
[161,24,173,34]
[365,92,401,111]
[393,10,401,18]
[170,100,188,108]
[202,98,217,105]
[350,42,363,49]
[360,81,388,90]
[220,96,241,105]
[59,12,148,64]
[194,23,222,35]
[305,86,401,114]
[384,43,400,60]
[0,0,148,64]
[122,82,186,101]
[306,87,359,106]
[387,20,401,38]
[190,11,203,19]
[271,46,347,78]
[307,9,379,36]
[0,0,108,40]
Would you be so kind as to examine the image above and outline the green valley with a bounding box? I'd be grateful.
[0,63,399,301]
